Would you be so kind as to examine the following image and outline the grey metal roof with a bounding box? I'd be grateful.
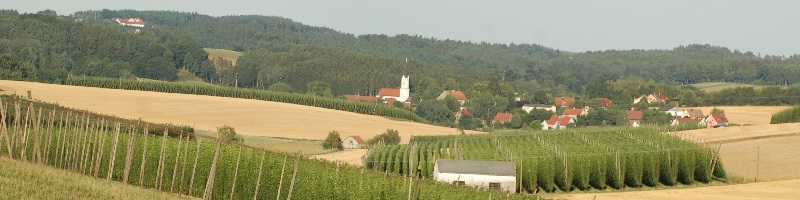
[436,159,516,177]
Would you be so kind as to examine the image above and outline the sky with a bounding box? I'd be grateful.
[6,0,800,56]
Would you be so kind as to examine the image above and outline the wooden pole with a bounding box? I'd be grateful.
[170,134,183,192]
[229,146,243,200]
[70,114,84,171]
[11,101,20,159]
[79,116,93,174]
[203,139,223,200]
[0,99,11,158]
[157,128,168,190]
[253,151,266,200]
[286,154,300,200]
[32,107,43,163]
[139,125,149,187]
[179,133,190,195]
[57,112,70,168]
[123,124,137,183]
[94,119,107,178]
[43,109,55,165]
[276,154,287,200]
[189,138,202,196]
[107,122,121,181]
[19,102,31,161]
[85,118,99,175]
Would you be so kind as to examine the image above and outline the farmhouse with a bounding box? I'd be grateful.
[672,117,706,127]
[344,95,379,103]
[453,109,474,122]
[633,93,668,104]
[706,114,729,128]
[112,18,146,27]
[342,136,365,149]
[554,97,576,107]
[541,115,574,130]
[561,108,587,119]
[433,159,516,192]
[598,98,612,108]
[686,109,705,119]
[492,112,513,125]
[627,110,643,127]
[521,104,556,113]
[437,90,469,106]
[659,106,685,117]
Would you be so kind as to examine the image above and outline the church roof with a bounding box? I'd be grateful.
[378,88,400,97]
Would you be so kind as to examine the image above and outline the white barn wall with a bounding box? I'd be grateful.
[433,165,516,192]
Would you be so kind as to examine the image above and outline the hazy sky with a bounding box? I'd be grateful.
[7,0,800,56]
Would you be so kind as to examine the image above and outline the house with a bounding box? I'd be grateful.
[685,109,705,119]
[627,110,643,127]
[521,104,556,113]
[342,136,366,149]
[706,114,729,128]
[598,98,612,109]
[561,108,587,119]
[554,97,576,108]
[659,106,685,117]
[514,100,531,108]
[492,112,513,125]
[433,159,516,192]
[437,90,469,106]
[112,18,146,28]
[541,115,574,130]
[633,93,668,104]
[344,95,379,103]
[453,109,474,122]
[672,118,706,127]
[385,98,411,107]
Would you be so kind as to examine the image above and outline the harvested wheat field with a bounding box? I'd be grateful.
[685,106,790,125]
[0,80,475,143]
[554,178,800,200]
[311,149,369,166]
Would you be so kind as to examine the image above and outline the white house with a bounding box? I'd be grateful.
[112,18,146,28]
[433,159,516,192]
[436,90,469,106]
[342,136,365,149]
[522,104,556,113]
[666,107,685,117]
[541,115,574,130]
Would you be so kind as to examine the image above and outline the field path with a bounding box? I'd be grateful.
[553,178,800,200]
[0,80,475,143]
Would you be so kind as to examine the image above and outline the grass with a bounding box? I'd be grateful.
[691,82,765,92]
[195,129,337,155]
[0,157,192,200]
[204,48,242,66]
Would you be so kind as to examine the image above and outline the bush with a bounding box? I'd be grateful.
[771,105,800,124]
[366,129,401,147]
[323,130,343,150]
[217,125,242,142]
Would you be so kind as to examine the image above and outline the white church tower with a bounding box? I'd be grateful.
[398,58,410,102]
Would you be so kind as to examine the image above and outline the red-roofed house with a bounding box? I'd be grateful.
[647,93,668,103]
[672,117,706,127]
[453,109,474,123]
[627,110,643,127]
[437,90,469,106]
[598,98,612,108]
[561,108,587,119]
[112,18,146,28]
[541,115,574,130]
[385,98,411,107]
[554,97,576,107]
[344,95,379,103]
[343,136,366,149]
[706,114,729,128]
[492,112,513,125]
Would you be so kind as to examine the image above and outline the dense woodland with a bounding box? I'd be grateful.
[2,9,800,128]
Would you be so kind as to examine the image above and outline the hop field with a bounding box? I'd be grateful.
[366,128,727,193]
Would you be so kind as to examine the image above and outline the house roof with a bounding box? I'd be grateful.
[515,100,532,108]
[378,88,400,97]
[348,136,365,143]
[113,18,146,26]
[562,109,584,116]
[344,95,379,103]
[435,159,516,176]
[598,98,612,108]
[710,114,729,124]
[524,104,554,109]
[443,90,468,101]
[460,109,474,117]
[493,112,513,123]
[676,118,702,124]
[659,105,676,111]
[627,110,643,120]
[544,115,573,126]
[554,97,576,107]
[686,109,705,118]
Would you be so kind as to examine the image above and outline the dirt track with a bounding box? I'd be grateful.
[0,80,475,143]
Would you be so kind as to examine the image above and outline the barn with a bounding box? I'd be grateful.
[433,159,516,192]
[342,136,365,149]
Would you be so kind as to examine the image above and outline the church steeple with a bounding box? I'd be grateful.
[403,57,409,77]
[399,58,410,102]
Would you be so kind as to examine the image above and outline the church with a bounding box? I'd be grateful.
[377,58,411,103]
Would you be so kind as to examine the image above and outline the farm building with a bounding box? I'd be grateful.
[627,110,643,127]
[542,115,574,130]
[437,90,469,106]
[342,136,366,149]
[492,112,513,125]
[522,104,556,113]
[554,97,576,107]
[561,108,587,119]
[433,159,516,192]
[112,18,146,27]
[706,114,729,128]
[598,98,612,108]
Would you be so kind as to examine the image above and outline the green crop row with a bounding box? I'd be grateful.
[65,76,427,123]
[1,97,529,199]
[368,128,727,193]
[771,105,800,124]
